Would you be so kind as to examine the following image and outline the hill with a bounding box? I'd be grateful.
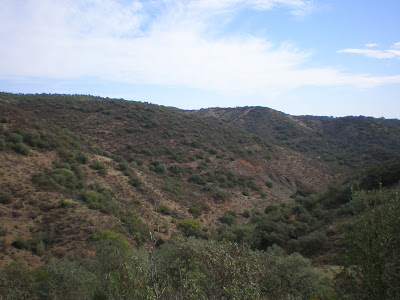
[190,106,400,168]
[1,92,399,269]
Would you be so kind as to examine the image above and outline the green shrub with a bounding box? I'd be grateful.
[265,204,279,214]
[213,189,228,200]
[12,142,29,155]
[39,259,98,299]
[80,190,100,204]
[0,191,12,204]
[189,204,202,218]
[13,201,23,210]
[176,219,202,237]
[160,205,171,215]
[125,128,135,134]
[98,168,107,176]
[113,155,124,162]
[8,132,23,143]
[79,184,119,214]
[191,140,202,148]
[188,173,207,185]
[129,177,142,187]
[32,168,84,191]
[73,152,88,164]
[265,181,273,188]
[242,210,251,218]
[220,211,237,226]
[154,164,167,174]
[288,231,328,256]
[169,164,182,175]
[93,230,130,276]
[11,237,29,250]
[0,138,6,151]
[0,261,36,299]
[90,161,106,170]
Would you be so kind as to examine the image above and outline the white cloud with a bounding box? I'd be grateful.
[393,42,400,49]
[252,0,315,16]
[1,0,400,99]
[338,46,400,59]
[365,43,377,48]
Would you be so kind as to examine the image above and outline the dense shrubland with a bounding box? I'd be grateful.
[0,233,330,299]
[2,186,399,299]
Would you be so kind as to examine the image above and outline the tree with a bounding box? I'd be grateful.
[337,189,400,299]
[176,219,202,237]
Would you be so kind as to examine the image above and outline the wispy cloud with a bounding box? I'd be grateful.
[1,0,400,98]
[338,43,400,59]
[365,43,378,48]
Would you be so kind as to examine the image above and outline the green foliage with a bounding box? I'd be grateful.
[112,154,124,162]
[188,173,207,185]
[160,205,171,215]
[242,209,251,218]
[156,238,324,299]
[0,191,12,204]
[191,140,202,148]
[39,259,98,299]
[0,261,36,299]
[176,219,202,237]
[118,161,129,171]
[337,189,400,299]
[59,150,88,164]
[90,160,107,176]
[11,237,29,250]
[12,201,23,210]
[92,230,131,279]
[359,157,400,189]
[8,132,23,143]
[129,176,142,187]
[164,182,182,195]
[80,183,119,215]
[32,167,84,191]
[220,210,237,226]
[319,183,352,209]
[265,181,273,188]
[2,235,327,300]
[213,189,228,200]
[169,164,182,176]
[0,138,5,151]
[120,212,149,244]
[189,203,202,218]
[89,160,106,170]
[265,204,279,214]
[288,231,328,256]
[12,142,29,155]
[149,160,167,174]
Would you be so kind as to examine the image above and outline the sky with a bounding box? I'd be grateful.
[0,0,399,118]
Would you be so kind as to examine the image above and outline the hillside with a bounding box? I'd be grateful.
[1,93,399,269]
[191,106,400,168]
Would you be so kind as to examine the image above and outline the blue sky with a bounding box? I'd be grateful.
[1,0,399,118]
